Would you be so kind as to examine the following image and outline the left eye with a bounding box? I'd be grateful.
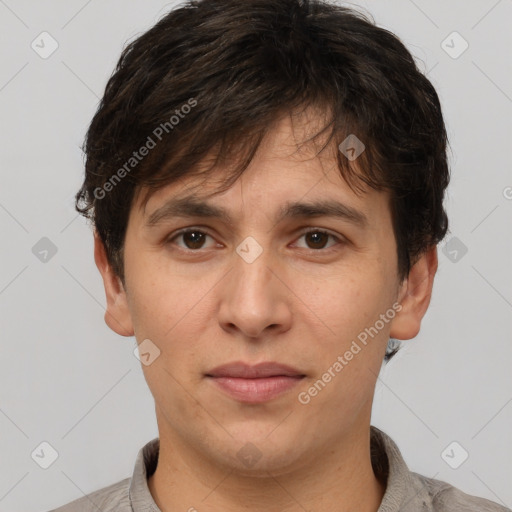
[294,230,340,250]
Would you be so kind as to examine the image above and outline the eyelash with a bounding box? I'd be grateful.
[166,227,345,253]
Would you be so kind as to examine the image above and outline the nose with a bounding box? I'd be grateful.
[217,249,293,340]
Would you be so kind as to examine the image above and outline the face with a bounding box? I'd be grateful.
[96,111,436,476]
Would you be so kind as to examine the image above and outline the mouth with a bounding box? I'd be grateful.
[205,361,306,404]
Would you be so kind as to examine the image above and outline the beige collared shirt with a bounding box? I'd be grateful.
[50,426,510,511]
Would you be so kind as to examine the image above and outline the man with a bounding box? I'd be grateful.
[52,0,509,510]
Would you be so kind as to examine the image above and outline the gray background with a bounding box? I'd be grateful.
[0,0,511,510]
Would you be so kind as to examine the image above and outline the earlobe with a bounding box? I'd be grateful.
[93,232,134,337]
[389,246,438,341]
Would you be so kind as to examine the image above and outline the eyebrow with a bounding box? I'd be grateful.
[145,196,368,229]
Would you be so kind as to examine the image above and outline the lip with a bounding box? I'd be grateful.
[206,361,305,403]
[207,361,304,378]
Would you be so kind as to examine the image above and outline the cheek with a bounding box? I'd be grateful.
[293,265,390,344]
[296,271,392,411]
[126,262,218,368]
[125,264,183,342]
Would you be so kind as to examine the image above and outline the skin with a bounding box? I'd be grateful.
[94,110,438,512]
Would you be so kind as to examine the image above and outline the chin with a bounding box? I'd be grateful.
[208,431,310,478]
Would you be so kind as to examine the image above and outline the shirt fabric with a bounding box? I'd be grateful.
[50,426,510,512]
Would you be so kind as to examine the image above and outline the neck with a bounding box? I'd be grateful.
[148,421,385,512]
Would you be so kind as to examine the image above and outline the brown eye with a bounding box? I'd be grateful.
[168,229,216,250]
[304,231,330,249]
[182,231,206,249]
[295,229,341,251]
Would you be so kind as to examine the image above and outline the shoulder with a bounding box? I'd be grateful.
[411,472,511,512]
[48,477,131,512]
[371,427,510,512]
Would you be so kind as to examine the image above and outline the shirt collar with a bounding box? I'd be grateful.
[129,437,161,511]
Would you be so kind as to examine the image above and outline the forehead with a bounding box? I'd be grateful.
[131,111,391,228]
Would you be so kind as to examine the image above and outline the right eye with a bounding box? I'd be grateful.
[166,228,219,251]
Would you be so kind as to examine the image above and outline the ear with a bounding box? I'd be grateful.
[389,246,438,340]
[93,232,134,337]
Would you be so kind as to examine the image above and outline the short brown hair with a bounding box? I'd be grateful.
[77,0,450,290]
